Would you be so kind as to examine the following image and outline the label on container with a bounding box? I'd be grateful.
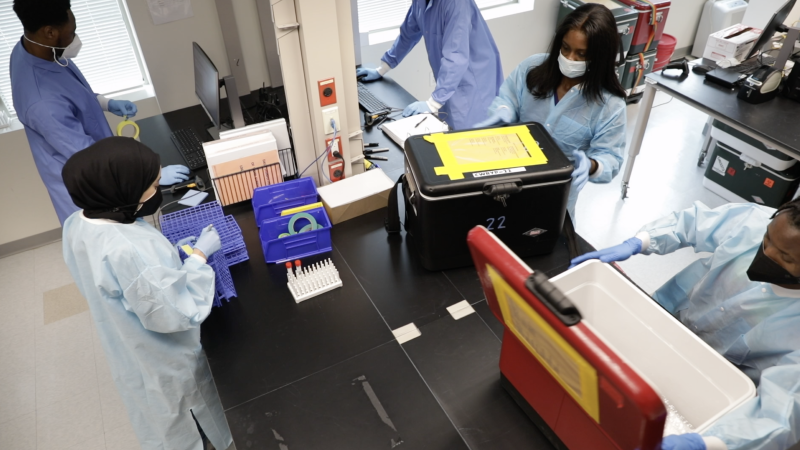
[487,264,600,422]
[472,167,526,178]
[713,156,729,176]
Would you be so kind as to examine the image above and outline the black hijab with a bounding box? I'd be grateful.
[63,137,161,224]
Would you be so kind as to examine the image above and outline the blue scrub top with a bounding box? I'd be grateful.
[10,38,112,225]
[381,0,503,130]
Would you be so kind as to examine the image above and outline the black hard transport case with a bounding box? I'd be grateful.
[386,122,573,271]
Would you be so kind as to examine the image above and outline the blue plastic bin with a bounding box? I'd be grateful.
[252,178,319,226]
[259,207,332,263]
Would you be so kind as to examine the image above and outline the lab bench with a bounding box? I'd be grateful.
[136,78,594,449]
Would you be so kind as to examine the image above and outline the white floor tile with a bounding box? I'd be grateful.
[36,386,104,450]
[0,411,36,450]
[98,381,132,435]
[0,320,35,380]
[0,370,35,425]
[35,310,93,358]
[66,434,107,450]
[35,347,99,410]
[104,422,142,450]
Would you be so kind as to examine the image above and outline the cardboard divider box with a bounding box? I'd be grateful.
[317,169,395,224]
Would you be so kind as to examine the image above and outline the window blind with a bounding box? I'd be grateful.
[0,0,145,116]
[356,0,516,34]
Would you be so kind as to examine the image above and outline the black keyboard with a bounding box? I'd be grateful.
[357,82,391,114]
[170,128,207,170]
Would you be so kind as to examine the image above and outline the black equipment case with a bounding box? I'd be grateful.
[386,122,573,271]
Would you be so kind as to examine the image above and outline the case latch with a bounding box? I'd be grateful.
[525,271,581,326]
[483,179,522,207]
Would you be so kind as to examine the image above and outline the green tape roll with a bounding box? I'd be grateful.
[278,233,290,238]
[299,224,314,233]
[288,212,317,235]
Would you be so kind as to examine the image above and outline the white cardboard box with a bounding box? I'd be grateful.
[317,169,395,224]
[703,23,762,62]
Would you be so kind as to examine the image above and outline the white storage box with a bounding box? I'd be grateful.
[550,261,756,433]
[703,23,762,62]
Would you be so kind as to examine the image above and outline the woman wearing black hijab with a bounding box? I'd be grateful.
[61,137,232,450]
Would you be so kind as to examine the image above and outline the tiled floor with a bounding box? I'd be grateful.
[0,91,725,449]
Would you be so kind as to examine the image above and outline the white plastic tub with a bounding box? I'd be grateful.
[549,261,756,434]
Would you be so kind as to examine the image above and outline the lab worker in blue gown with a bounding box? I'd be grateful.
[10,1,189,225]
[61,137,232,450]
[355,0,503,131]
[475,4,627,223]
[571,200,800,450]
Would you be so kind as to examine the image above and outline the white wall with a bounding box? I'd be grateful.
[126,0,272,113]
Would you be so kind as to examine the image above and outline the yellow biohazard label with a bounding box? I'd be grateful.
[487,264,599,422]
[423,125,548,180]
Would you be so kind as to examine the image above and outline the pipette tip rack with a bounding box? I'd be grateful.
[286,259,342,303]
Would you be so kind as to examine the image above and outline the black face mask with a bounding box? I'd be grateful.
[746,242,800,285]
[134,190,163,217]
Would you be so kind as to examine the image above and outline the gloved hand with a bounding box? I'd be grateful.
[175,236,197,256]
[108,99,138,117]
[356,67,382,82]
[569,237,643,268]
[159,165,191,186]
[403,100,431,117]
[571,150,591,193]
[661,433,706,450]
[193,225,222,258]
[474,106,514,128]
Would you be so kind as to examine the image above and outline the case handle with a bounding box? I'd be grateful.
[483,179,522,207]
[525,271,582,326]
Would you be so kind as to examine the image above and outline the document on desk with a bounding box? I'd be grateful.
[381,114,449,148]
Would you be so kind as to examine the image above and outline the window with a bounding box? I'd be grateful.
[357,0,529,44]
[0,0,147,116]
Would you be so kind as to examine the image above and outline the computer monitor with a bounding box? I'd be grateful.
[193,42,245,136]
[745,0,796,60]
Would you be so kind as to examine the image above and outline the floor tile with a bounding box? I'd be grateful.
[99,381,131,435]
[36,346,98,409]
[35,310,93,359]
[223,341,468,450]
[472,300,505,343]
[104,422,141,450]
[0,411,36,450]
[43,283,88,325]
[0,324,35,380]
[200,209,395,409]
[0,369,36,425]
[65,434,107,450]
[0,286,35,342]
[36,386,104,450]
[402,313,555,449]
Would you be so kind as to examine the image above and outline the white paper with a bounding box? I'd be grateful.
[147,0,194,26]
[380,113,449,149]
[178,189,208,207]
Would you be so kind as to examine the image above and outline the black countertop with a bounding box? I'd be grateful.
[136,80,592,449]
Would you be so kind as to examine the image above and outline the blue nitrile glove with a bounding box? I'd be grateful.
[356,67,382,82]
[572,150,591,193]
[474,106,514,128]
[661,433,706,450]
[159,165,191,185]
[175,236,197,255]
[193,225,222,258]
[108,99,138,117]
[403,100,432,117]
[569,237,643,269]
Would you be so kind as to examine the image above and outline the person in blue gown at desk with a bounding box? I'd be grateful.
[356,0,503,131]
[571,200,800,450]
[475,4,627,223]
[10,0,189,226]
[61,137,233,450]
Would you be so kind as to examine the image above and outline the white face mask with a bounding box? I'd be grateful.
[558,51,587,79]
[23,34,82,67]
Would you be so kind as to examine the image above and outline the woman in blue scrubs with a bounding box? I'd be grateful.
[476,4,627,223]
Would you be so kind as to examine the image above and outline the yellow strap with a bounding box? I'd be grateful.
[116,115,140,140]
[280,202,324,216]
[180,245,194,255]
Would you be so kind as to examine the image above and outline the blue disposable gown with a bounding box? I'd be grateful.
[10,39,112,225]
[640,201,800,450]
[381,0,503,130]
[484,54,626,221]
[62,212,233,450]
